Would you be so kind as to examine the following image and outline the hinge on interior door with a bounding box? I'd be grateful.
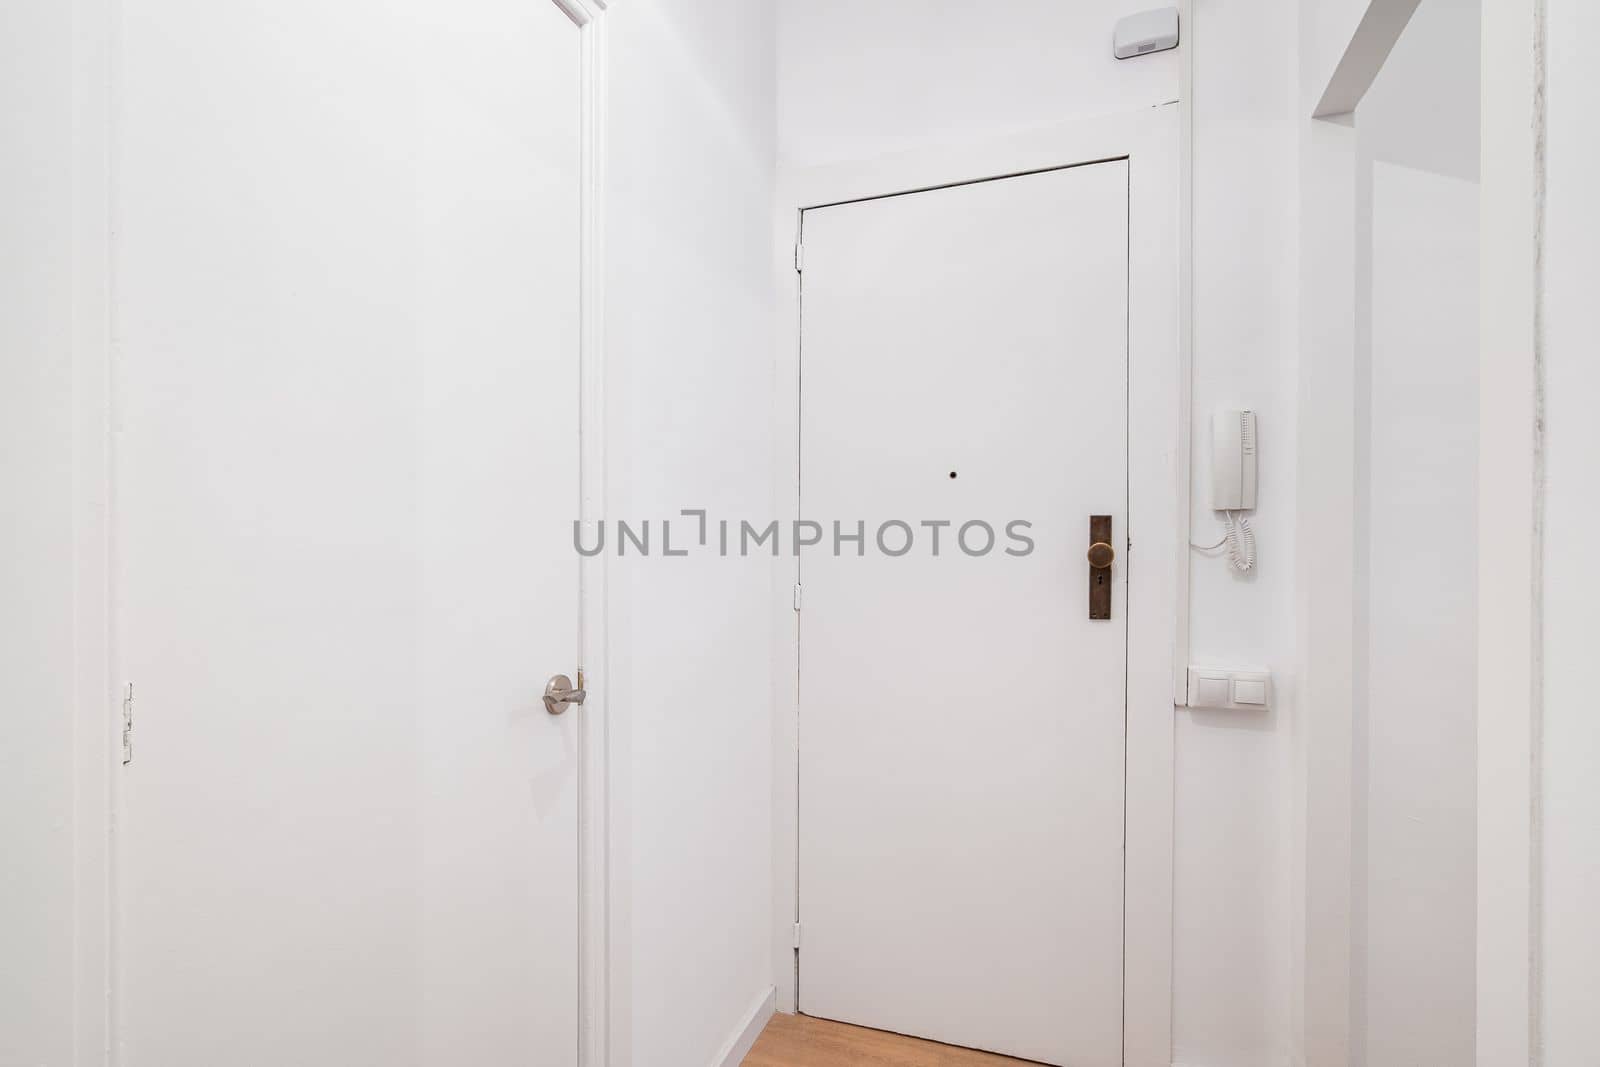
[794,243,804,273]
[121,683,134,765]
[792,922,801,949]
[792,583,802,612]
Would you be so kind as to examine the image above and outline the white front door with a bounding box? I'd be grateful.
[797,161,1131,1066]
[113,2,583,1063]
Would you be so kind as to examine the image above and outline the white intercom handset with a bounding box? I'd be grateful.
[1196,410,1258,572]
[1211,409,1258,510]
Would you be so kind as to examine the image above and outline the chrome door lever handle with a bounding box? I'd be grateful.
[543,674,587,715]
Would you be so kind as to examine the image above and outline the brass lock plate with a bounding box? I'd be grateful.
[1088,514,1113,620]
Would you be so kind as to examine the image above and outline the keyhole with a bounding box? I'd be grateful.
[1096,573,1105,585]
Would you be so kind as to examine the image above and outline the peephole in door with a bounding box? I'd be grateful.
[948,471,957,479]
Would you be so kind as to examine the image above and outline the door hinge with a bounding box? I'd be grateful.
[792,583,802,612]
[792,921,802,949]
[121,683,134,765]
[794,243,804,273]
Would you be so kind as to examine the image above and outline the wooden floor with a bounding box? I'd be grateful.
[741,1013,1039,1066]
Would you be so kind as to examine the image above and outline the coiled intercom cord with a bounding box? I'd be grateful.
[1191,511,1256,573]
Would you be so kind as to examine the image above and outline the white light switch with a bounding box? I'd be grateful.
[1196,675,1231,707]
[1186,666,1272,710]
[1231,677,1268,705]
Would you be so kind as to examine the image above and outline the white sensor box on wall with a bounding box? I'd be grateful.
[1113,7,1180,60]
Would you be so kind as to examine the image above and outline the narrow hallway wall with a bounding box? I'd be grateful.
[1540,0,1600,1058]
[0,2,78,1060]
[1352,3,1480,1062]
[606,1,780,1063]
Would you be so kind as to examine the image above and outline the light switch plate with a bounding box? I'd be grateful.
[1186,666,1272,710]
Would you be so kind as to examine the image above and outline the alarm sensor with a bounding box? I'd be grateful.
[1113,7,1180,60]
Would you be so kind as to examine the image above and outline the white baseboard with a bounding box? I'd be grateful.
[712,985,776,1067]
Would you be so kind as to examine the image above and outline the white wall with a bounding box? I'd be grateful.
[605,2,779,1064]
[1351,4,1480,1064]
[1358,163,1476,1064]
[1301,0,1378,112]
[1540,0,1600,1059]
[1478,0,1600,1059]
[777,3,1299,1065]
[1180,2,1299,1063]
[778,0,1178,169]
[1474,0,1540,1056]
[0,2,77,1062]
[3,1,781,1063]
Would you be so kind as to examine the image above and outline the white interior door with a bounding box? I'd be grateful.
[113,2,583,1063]
[797,161,1130,1066]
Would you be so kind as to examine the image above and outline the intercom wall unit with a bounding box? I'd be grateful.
[1210,409,1258,511]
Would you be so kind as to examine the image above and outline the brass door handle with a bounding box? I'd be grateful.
[1087,541,1116,568]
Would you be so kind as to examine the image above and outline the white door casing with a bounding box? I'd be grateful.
[772,108,1180,1066]
[107,0,612,1062]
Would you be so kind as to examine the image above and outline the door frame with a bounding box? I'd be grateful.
[70,1,617,1063]
[770,105,1182,1065]
[556,3,615,1064]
